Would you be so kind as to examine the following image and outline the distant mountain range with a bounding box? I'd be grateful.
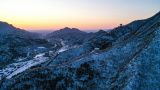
[29,30,55,36]
[46,27,98,46]
[47,27,86,36]
[0,21,51,66]
[1,11,160,90]
[28,29,105,35]
[0,21,40,38]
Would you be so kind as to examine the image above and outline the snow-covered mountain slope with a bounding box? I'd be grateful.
[0,21,40,38]
[47,27,86,36]
[48,12,160,66]
[1,11,160,89]
[0,21,52,67]
[0,35,50,66]
[46,27,96,46]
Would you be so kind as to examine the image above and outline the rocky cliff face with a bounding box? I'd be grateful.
[1,12,160,89]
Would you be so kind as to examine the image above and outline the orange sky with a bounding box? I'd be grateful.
[0,0,159,30]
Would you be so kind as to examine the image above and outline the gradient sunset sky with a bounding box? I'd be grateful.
[0,0,160,30]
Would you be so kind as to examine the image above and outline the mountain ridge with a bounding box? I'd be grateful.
[1,11,160,89]
[0,21,40,38]
[47,27,86,36]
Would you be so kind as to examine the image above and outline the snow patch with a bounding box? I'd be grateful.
[37,47,45,49]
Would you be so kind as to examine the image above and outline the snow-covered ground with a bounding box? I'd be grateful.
[52,44,57,48]
[13,57,27,62]
[58,47,67,53]
[0,54,49,79]
[58,41,68,53]
[0,40,68,79]
[34,53,45,58]
[37,47,46,49]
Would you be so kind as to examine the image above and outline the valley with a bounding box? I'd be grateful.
[0,11,160,89]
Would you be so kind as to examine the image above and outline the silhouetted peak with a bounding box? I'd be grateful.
[0,21,8,24]
[64,27,70,29]
[59,27,82,32]
[60,27,79,31]
[72,28,79,30]
[60,27,71,31]
[0,21,40,38]
[47,27,86,36]
[97,30,106,33]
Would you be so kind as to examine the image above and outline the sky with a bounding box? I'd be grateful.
[0,0,160,30]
